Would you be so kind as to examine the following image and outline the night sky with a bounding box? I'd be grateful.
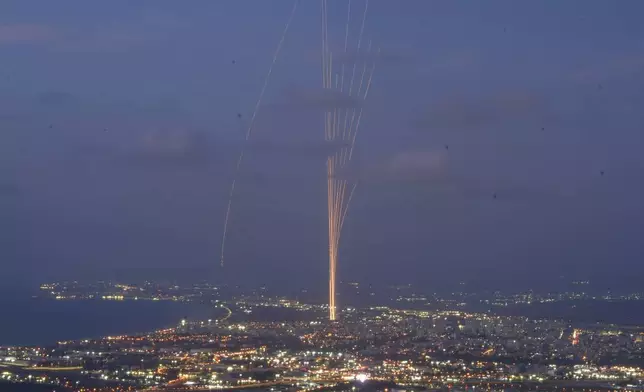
[2,1,643,292]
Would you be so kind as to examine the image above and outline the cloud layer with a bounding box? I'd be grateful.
[0,24,56,44]
[416,91,548,131]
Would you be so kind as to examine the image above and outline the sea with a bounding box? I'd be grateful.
[490,299,644,326]
[0,292,219,347]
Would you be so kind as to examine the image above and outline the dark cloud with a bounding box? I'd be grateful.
[574,53,644,84]
[53,30,151,53]
[120,129,351,170]
[248,139,350,160]
[335,149,448,184]
[335,148,577,206]
[78,127,225,169]
[0,24,56,44]
[0,113,29,122]
[37,91,78,107]
[139,128,204,158]
[0,12,182,53]
[414,91,549,130]
[269,86,364,112]
[51,11,183,53]
[334,48,409,66]
[387,150,445,175]
[447,177,576,204]
[303,45,415,69]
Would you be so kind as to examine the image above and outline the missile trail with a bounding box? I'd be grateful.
[324,0,374,321]
[220,0,299,267]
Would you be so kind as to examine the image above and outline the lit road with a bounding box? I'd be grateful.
[147,377,343,391]
[218,304,232,322]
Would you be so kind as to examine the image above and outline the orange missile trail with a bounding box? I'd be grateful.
[322,0,373,321]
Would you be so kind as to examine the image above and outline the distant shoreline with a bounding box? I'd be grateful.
[0,298,221,347]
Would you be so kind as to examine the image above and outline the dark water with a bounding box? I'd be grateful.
[0,294,220,346]
[0,382,67,391]
[492,300,644,326]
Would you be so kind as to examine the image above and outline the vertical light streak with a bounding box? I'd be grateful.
[324,0,374,322]
[322,0,337,321]
[342,0,369,143]
[348,47,378,161]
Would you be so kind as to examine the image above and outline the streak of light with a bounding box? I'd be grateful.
[219,304,233,322]
[220,0,299,267]
[323,0,374,321]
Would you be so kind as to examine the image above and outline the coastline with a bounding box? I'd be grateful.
[0,296,219,346]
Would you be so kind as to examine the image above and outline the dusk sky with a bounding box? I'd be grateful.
[2,1,644,292]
